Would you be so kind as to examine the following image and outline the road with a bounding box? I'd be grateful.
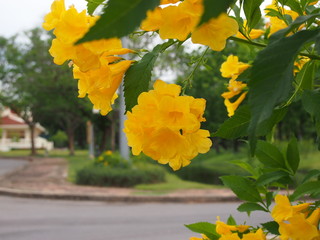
[0,158,27,176]
[0,196,272,240]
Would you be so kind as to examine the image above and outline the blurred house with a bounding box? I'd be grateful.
[0,108,53,151]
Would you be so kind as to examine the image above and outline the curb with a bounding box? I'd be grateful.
[0,187,239,203]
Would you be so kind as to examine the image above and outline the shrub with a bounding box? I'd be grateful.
[75,163,166,187]
[94,151,130,169]
[51,130,68,148]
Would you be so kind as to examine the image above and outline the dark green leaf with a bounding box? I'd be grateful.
[199,0,236,26]
[86,0,105,15]
[77,0,160,43]
[290,180,320,201]
[256,141,286,169]
[185,222,219,240]
[248,29,320,139]
[237,202,268,215]
[261,221,280,235]
[256,170,289,186]
[214,105,287,139]
[302,89,320,119]
[266,192,274,208]
[302,169,320,184]
[286,138,300,174]
[220,176,262,203]
[243,0,263,29]
[123,44,162,112]
[294,60,315,92]
[227,215,237,225]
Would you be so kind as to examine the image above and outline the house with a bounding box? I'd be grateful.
[0,108,53,151]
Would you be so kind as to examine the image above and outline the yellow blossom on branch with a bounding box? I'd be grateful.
[220,55,251,78]
[124,80,212,171]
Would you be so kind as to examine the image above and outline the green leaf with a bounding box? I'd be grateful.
[261,221,280,235]
[290,180,320,201]
[220,176,262,203]
[237,202,268,214]
[123,44,162,112]
[286,138,300,174]
[278,0,303,15]
[231,160,258,177]
[77,0,160,43]
[199,0,236,26]
[243,0,263,30]
[271,14,320,41]
[256,141,287,169]
[293,60,315,93]
[185,222,219,240]
[86,0,105,15]
[256,170,289,186]
[302,89,320,119]
[227,215,237,225]
[266,192,274,208]
[248,29,320,139]
[302,169,320,184]
[213,105,287,139]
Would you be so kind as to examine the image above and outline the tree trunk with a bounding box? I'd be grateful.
[99,127,108,153]
[29,123,37,156]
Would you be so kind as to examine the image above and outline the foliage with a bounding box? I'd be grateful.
[50,130,68,148]
[75,161,166,187]
[43,0,320,239]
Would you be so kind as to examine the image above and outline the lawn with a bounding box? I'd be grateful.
[1,141,319,193]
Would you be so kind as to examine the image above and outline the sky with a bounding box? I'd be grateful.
[0,0,87,38]
[0,0,272,38]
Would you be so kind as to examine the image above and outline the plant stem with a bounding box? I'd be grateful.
[229,36,267,48]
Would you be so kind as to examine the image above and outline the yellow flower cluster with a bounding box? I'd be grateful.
[124,80,212,171]
[43,0,133,115]
[190,217,266,240]
[271,195,320,240]
[140,0,238,51]
[220,55,250,117]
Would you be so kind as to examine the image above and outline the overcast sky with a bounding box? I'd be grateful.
[0,0,87,38]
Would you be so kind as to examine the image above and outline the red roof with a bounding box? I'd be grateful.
[0,116,25,125]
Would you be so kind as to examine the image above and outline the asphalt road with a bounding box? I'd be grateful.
[0,159,27,176]
[0,196,272,240]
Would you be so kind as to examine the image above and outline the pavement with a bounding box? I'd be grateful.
[0,157,238,203]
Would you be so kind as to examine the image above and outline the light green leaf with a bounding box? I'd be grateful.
[86,0,105,15]
[248,29,320,139]
[237,202,268,214]
[185,222,219,240]
[256,141,287,169]
[220,176,262,203]
[243,0,263,30]
[302,169,320,184]
[231,160,258,177]
[278,0,303,15]
[290,180,320,201]
[286,138,300,174]
[302,89,320,119]
[199,0,236,26]
[227,215,237,225]
[77,0,160,43]
[256,170,289,186]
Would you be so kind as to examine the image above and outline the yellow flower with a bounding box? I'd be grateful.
[278,213,319,240]
[74,60,132,115]
[220,55,251,78]
[191,13,238,51]
[141,7,163,31]
[242,229,266,240]
[235,20,264,40]
[124,80,212,171]
[161,0,180,4]
[159,0,203,41]
[221,79,247,99]
[216,219,237,235]
[224,92,247,117]
[294,56,310,74]
[271,194,311,223]
[43,0,66,31]
[105,150,113,156]
[219,233,241,240]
